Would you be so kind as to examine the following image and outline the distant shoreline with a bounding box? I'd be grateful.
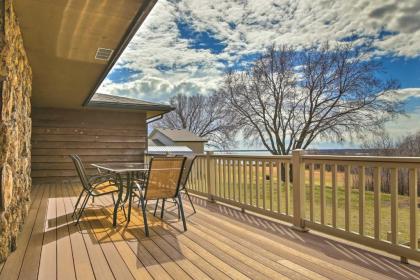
[211,148,391,156]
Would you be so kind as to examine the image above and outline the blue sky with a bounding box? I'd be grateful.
[97,0,420,148]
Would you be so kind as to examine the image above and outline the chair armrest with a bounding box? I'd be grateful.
[88,173,115,184]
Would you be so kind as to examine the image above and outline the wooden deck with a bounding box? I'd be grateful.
[1,183,420,280]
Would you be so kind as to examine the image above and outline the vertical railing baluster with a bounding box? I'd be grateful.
[233,159,237,201]
[197,157,203,192]
[193,158,197,191]
[205,158,208,191]
[332,164,337,228]
[320,163,325,225]
[263,161,267,210]
[291,150,307,231]
[206,152,215,201]
[309,163,314,222]
[244,160,247,205]
[219,158,222,197]
[222,158,226,198]
[249,160,253,206]
[228,159,231,200]
[374,166,382,240]
[390,168,398,245]
[217,158,221,197]
[201,157,205,192]
[270,161,274,211]
[238,160,242,203]
[409,168,418,250]
[277,161,281,213]
[359,165,365,236]
[285,163,290,215]
[256,160,260,208]
[200,158,206,192]
[345,165,351,232]
[197,158,201,192]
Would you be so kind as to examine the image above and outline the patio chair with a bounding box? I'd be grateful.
[69,155,120,224]
[153,155,197,216]
[133,156,186,237]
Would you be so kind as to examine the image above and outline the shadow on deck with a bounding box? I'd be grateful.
[1,182,420,280]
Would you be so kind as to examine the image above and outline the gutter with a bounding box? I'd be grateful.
[147,114,164,124]
[87,101,173,112]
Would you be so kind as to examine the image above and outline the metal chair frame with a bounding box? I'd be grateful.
[70,155,120,224]
[154,155,197,217]
[133,157,186,237]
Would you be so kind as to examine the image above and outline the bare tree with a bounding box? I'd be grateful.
[154,93,240,148]
[219,43,403,155]
[360,131,396,156]
[396,131,420,156]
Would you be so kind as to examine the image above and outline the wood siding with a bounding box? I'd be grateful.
[31,108,147,182]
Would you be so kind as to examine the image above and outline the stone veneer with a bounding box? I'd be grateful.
[0,0,32,262]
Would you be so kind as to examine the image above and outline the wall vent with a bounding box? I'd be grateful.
[95,48,114,61]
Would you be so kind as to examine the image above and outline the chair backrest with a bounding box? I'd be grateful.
[178,155,197,189]
[144,157,186,200]
[69,155,91,191]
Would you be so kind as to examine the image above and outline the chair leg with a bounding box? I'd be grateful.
[153,199,159,216]
[76,193,90,219]
[140,197,149,237]
[184,188,196,214]
[160,199,166,219]
[76,193,90,225]
[177,194,187,232]
[177,201,181,219]
[72,190,85,217]
[170,198,180,219]
[111,193,115,206]
[121,205,127,220]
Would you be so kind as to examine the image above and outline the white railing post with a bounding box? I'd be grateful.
[206,151,215,202]
[291,149,308,232]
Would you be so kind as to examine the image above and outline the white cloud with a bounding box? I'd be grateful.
[380,88,420,102]
[98,0,420,103]
[385,108,420,137]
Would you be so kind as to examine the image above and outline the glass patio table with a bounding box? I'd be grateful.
[91,162,149,227]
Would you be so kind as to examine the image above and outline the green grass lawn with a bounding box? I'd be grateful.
[190,164,417,245]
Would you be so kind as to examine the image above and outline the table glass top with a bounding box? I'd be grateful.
[91,162,149,173]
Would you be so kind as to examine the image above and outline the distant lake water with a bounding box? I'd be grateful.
[213,150,272,156]
[211,148,372,156]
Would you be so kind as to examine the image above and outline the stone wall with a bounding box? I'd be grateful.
[0,0,32,262]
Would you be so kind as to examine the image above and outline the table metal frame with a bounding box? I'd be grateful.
[91,163,148,227]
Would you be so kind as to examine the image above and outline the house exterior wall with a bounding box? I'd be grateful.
[31,108,147,181]
[0,0,32,262]
[149,131,175,146]
[149,131,206,153]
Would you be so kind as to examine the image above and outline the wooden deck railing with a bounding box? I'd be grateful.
[184,150,420,263]
[187,153,294,223]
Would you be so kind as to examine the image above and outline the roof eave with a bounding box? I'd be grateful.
[88,101,173,111]
[173,140,208,143]
[82,0,158,107]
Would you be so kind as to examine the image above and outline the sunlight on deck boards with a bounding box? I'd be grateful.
[1,182,420,280]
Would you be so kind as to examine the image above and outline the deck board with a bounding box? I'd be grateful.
[38,184,57,280]
[64,184,115,280]
[17,184,50,280]
[0,184,43,280]
[1,182,420,280]
[56,183,77,280]
[61,184,95,280]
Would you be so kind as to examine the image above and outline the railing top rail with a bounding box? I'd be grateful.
[210,154,292,160]
[302,154,420,164]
